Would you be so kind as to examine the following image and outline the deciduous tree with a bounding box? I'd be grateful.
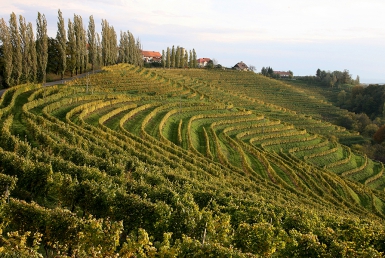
[161,50,165,68]
[88,15,96,71]
[36,12,48,83]
[19,15,30,83]
[10,12,22,85]
[0,18,13,87]
[166,47,170,68]
[67,19,76,77]
[171,45,175,68]
[373,124,385,144]
[57,9,66,79]
[27,22,37,82]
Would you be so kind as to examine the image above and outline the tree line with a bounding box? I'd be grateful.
[316,68,360,87]
[260,66,293,79]
[295,68,360,87]
[161,45,197,69]
[0,10,144,88]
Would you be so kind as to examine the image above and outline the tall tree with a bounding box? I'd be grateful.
[183,50,188,68]
[27,22,37,82]
[135,37,143,67]
[180,48,185,68]
[101,19,107,66]
[189,50,193,68]
[81,23,88,73]
[73,14,84,74]
[123,31,129,64]
[175,46,180,68]
[96,32,102,68]
[57,9,66,79]
[10,12,22,85]
[0,18,13,87]
[171,45,175,68]
[36,12,48,83]
[192,49,197,68]
[101,23,118,66]
[47,37,60,74]
[19,15,30,83]
[110,26,118,65]
[118,31,125,63]
[88,15,96,71]
[166,47,170,69]
[128,31,136,65]
[161,50,165,68]
[67,19,76,77]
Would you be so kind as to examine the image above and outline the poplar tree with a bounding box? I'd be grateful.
[118,31,125,63]
[10,12,22,85]
[27,22,37,82]
[0,18,13,87]
[74,14,84,74]
[57,9,66,79]
[175,46,180,68]
[166,47,170,68]
[189,50,193,68]
[82,24,88,73]
[123,31,129,63]
[184,51,188,68]
[110,26,118,65]
[161,50,165,68]
[179,48,186,68]
[88,15,96,70]
[36,12,48,83]
[67,19,76,77]
[192,49,197,68]
[101,19,110,66]
[171,45,175,68]
[136,37,143,67]
[128,31,135,65]
[96,32,102,68]
[19,15,29,83]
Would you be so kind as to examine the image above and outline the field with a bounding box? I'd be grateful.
[1,64,385,257]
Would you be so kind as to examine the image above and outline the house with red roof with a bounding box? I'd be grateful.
[197,58,211,67]
[142,51,162,63]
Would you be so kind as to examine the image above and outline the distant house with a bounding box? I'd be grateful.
[197,58,211,67]
[142,51,162,63]
[274,71,292,78]
[233,61,248,71]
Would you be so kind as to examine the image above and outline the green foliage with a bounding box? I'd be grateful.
[1,65,385,256]
[36,12,48,83]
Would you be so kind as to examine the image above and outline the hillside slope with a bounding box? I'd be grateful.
[0,64,385,257]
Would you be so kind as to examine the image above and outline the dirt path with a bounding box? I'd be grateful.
[0,70,102,98]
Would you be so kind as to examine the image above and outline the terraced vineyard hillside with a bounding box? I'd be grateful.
[1,64,385,256]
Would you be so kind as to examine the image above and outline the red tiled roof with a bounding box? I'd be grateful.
[142,51,162,58]
[197,58,211,63]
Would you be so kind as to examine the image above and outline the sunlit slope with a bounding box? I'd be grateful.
[152,68,385,190]
[1,64,385,255]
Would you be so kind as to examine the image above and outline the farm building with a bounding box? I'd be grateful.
[274,71,292,78]
[233,61,248,71]
[142,51,162,63]
[197,58,211,67]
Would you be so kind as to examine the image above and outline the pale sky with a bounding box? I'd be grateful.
[2,0,385,83]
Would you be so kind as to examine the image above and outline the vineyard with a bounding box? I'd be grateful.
[1,64,385,257]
